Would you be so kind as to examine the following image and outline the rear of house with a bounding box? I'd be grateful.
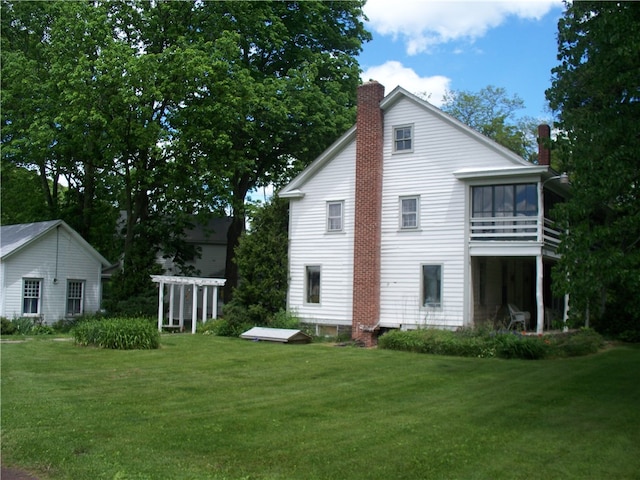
[0,220,110,324]
[280,82,569,345]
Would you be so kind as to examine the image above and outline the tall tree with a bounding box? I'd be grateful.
[546,2,640,326]
[440,85,544,162]
[171,1,370,300]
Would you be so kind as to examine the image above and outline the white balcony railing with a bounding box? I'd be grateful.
[470,216,561,248]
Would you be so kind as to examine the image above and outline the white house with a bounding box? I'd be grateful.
[0,220,111,324]
[279,82,569,346]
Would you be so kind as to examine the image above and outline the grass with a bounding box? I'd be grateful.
[1,335,639,480]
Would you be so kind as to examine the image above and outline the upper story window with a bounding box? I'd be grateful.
[327,201,344,232]
[400,196,419,229]
[393,125,413,152]
[23,278,42,316]
[67,280,85,316]
[472,184,538,218]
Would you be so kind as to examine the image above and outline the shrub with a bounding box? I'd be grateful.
[31,324,54,335]
[545,328,604,357]
[493,333,548,360]
[72,317,159,350]
[1,317,16,335]
[269,309,300,329]
[11,317,35,335]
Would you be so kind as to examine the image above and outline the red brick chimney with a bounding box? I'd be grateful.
[352,81,385,347]
[537,124,551,166]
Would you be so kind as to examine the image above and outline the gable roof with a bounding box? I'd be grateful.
[1,220,110,266]
[279,85,539,198]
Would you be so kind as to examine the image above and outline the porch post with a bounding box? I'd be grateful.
[536,254,544,334]
[157,280,164,332]
[191,282,198,334]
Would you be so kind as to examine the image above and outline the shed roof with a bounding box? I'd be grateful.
[240,327,312,344]
[0,220,110,266]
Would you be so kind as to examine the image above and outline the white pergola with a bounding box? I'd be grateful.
[151,275,226,334]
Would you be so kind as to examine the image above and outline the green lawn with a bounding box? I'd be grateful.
[2,335,639,480]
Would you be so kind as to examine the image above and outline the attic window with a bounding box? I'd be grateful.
[393,125,413,152]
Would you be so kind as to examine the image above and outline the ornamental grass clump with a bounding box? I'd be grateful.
[72,317,159,350]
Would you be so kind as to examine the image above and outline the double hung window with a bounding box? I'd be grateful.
[400,196,419,229]
[327,201,344,232]
[393,125,413,152]
[67,280,85,316]
[22,279,42,315]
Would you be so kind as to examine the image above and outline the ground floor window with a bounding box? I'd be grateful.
[67,280,85,316]
[23,278,42,315]
[305,266,321,304]
[422,265,442,308]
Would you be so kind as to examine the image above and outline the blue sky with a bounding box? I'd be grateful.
[357,0,566,120]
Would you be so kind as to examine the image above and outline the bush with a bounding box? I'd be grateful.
[493,333,548,360]
[31,324,54,335]
[379,327,603,360]
[269,309,300,329]
[1,317,16,335]
[72,317,160,350]
[11,317,35,335]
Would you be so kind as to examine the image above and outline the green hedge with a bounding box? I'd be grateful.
[72,317,160,350]
[378,328,604,360]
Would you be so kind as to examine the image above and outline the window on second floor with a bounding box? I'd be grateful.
[472,184,538,218]
[327,201,344,232]
[67,280,85,316]
[393,125,413,152]
[400,196,419,229]
[23,278,42,315]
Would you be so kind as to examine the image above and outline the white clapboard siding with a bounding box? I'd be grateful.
[1,225,104,323]
[287,141,356,325]
[377,96,525,329]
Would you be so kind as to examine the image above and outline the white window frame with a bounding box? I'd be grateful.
[421,264,443,308]
[66,280,85,316]
[393,125,414,153]
[22,278,43,316]
[305,265,321,305]
[400,196,420,229]
[326,201,344,232]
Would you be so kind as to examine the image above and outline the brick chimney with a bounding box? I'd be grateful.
[537,124,551,166]
[352,81,385,347]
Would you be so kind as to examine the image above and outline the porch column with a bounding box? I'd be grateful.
[157,280,164,332]
[191,283,198,334]
[563,292,569,332]
[536,254,544,334]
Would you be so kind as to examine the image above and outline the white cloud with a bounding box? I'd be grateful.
[361,61,451,106]
[364,0,562,55]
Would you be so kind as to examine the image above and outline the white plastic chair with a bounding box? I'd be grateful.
[507,304,530,331]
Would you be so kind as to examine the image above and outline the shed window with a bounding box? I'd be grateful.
[67,280,85,316]
[23,278,42,315]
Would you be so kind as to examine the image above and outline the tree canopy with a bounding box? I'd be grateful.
[1,0,370,306]
[440,85,544,163]
[546,1,640,328]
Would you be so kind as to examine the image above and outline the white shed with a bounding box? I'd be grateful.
[0,220,111,324]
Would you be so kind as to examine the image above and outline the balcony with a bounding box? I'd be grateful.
[470,216,562,249]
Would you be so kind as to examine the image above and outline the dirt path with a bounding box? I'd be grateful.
[1,466,40,480]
